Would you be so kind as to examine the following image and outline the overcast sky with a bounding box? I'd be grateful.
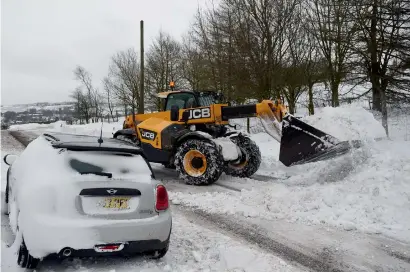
[1,0,214,106]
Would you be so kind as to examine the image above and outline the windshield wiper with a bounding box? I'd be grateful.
[80,172,112,178]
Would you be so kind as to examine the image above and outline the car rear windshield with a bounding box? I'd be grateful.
[65,150,155,179]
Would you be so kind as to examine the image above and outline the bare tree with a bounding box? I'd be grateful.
[282,5,308,114]
[105,48,141,121]
[305,0,355,107]
[145,31,183,111]
[181,34,211,90]
[103,77,116,122]
[349,0,410,135]
[73,66,99,123]
[187,0,301,104]
[70,87,92,124]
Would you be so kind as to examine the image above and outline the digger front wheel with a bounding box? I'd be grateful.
[175,139,223,185]
[224,135,261,178]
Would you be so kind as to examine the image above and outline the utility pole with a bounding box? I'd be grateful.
[138,20,145,114]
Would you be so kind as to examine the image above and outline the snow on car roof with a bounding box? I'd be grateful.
[42,132,143,155]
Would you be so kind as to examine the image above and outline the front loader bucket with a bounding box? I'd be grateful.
[279,115,362,166]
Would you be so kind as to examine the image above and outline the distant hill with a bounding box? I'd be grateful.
[1,101,75,114]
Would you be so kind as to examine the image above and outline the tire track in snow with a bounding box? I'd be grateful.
[174,205,340,272]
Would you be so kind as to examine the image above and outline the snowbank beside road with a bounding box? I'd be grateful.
[171,105,410,242]
[9,119,125,138]
[301,103,387,141]
[171,139,410,242]
[253,103,388,174]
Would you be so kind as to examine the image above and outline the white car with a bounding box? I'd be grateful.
[3,132,172,269]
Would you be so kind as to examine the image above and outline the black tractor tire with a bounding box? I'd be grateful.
[17,239,40,270]
[224,134,261,178]
[175,139,224,185]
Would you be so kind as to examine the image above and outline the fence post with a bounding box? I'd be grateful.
[247,118,250,134]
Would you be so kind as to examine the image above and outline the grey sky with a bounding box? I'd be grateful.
[1,0,213,106]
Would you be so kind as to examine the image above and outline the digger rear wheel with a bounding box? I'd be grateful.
[175,139,223,185]
[224,135,261,178]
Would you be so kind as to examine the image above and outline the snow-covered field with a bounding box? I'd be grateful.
[9,118,125,138]
[2,102,410,270]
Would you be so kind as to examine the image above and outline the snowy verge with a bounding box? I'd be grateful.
[9,119,125,139]
[301,103,387,141]
[170,138,410,242]
[170,106,410,243]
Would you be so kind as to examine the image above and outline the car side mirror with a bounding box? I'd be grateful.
[170,105,179,121]
[181,110,190,123]
[3,154,18,166]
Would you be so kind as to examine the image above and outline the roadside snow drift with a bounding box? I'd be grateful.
[301,103,387,141]
[9,119,124,139]
[171,105,410,242]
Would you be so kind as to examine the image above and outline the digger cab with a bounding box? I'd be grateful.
[156,90,225,112]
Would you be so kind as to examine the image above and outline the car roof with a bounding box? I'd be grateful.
[42,132,144,155]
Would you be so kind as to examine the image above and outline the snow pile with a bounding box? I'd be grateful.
[9,121,66,131]
[301,103,387,141]
[255,104,387,173]
[55,120,124,138]
[9,119,125,138]
[171,138,410,241]
[170,106,410,242]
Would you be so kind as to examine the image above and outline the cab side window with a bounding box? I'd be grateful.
[165,93,197,111]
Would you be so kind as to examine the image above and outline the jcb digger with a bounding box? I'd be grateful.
[113,90,359,185]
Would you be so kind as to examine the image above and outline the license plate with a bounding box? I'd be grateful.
[103,197,130,209]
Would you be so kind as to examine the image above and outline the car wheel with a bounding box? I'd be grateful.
[148,241,169,260]
[17,239,40,269]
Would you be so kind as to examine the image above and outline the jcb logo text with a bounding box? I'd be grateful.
[188,108,211,119]
[140,129,156,140]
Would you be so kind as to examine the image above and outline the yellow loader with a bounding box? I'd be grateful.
[113,89,359,185]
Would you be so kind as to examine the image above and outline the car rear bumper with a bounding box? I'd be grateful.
[48,238,170,259]
[23,211,172,258]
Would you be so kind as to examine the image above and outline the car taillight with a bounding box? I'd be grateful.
[155,185,169,211]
